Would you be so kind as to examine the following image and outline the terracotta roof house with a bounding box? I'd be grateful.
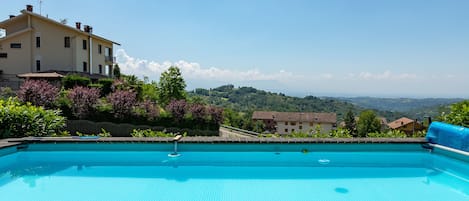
[252,111,337,134]
[387,117,424,135]
[0,5,119,89]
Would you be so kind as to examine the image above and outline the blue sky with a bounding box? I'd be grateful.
[2,0,469,98]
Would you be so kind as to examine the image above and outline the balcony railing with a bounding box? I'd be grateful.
[105,56,116,63]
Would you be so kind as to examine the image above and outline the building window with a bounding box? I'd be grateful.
[299,126,303,130]
[0,53,7,58]
[10,43,21,48]
[292,129,295,132]
[284,129,288,133]
[36,37,40,48]
[309,122,314,126]
[64,37,70,48]
[98,45,102,54]
[285,122,288,126]
[83,62,87,72]
[99,64,103,74]
[290,122,296,126]
[36,60,41,71]
[83,40,87,50]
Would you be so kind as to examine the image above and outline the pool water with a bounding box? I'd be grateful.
[0,145,468,201]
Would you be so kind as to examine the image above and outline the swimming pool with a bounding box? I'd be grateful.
[0,143,468,201]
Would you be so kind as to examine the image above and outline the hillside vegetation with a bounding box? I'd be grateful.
[188,85,404,121]
[333,97,462,112]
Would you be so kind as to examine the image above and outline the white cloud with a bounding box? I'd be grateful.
[115,49,469,97]
[116,49,301,82]
[350,70,418,80]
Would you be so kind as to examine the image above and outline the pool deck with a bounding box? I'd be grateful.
[1,137,427,149]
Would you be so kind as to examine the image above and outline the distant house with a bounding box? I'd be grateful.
[252,111,337,134]
[387,117,424,135]
[0,5,120,89]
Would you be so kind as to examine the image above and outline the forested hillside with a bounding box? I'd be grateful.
[188,85,404,122]
[333,97,462,112]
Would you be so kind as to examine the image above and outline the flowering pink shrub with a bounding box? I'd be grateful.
[17,79,59,108]
[189,103,207,121]
[106,90,137,119]
[135,100,159,121]
[208,106,224,124]
[67,86,100,119]
[166,99,187,121]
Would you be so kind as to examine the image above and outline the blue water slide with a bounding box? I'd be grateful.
[426,122,469,152]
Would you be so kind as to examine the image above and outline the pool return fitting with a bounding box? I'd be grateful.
[168,135,183,157]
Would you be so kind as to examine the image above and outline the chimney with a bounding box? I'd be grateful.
[9,15,15,19]
[84,25,90,33]
[75,22,81,30]
[26,5,33,12]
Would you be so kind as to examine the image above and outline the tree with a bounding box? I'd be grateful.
[357,110,381,137]
[158,66,186,105]
[440,100,469,127]
[113,64,121,78]
[344,109,357,136]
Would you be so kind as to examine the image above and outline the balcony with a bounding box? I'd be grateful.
[105,56,116,64]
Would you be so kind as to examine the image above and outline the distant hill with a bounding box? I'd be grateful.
[188,85,404,121]
[331,97,463,112]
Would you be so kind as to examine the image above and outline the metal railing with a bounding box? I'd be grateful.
[105,56,116,63]
[220,125,260,137]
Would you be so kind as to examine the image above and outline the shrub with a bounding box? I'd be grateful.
[131,129,176,137]
[189,103,207,122]
[367,130,407,138]
[330,128,353,138]
[0,98,65,138]
[166,99,187,122]
[0,87,15,99]
[62,74,91,89]
[98,78,114,96]
[17,79,59,108]
[134,100,159,121]
[67,86,100,119]
[440,100,469,128]
[106,90,137,119]
[207,106,223,124]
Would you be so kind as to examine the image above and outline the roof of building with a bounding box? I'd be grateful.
[17,72,64,78]
[0,9,120,45]
[17,71,108,80]
[387,117,415,129]
[252,111,336,123]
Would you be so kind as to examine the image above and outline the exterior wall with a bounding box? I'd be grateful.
[31,17,77,72]
[395,122,424,134]
[276,121,334,135]
[0,12,116,81]
[91,38,112,75]
[4,16,28,35]
[0,31,32,75]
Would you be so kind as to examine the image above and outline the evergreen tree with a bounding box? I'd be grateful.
[344,109,356,136]
[357,110,381,137]
[157,66,187,106]
[113,64,121,78]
